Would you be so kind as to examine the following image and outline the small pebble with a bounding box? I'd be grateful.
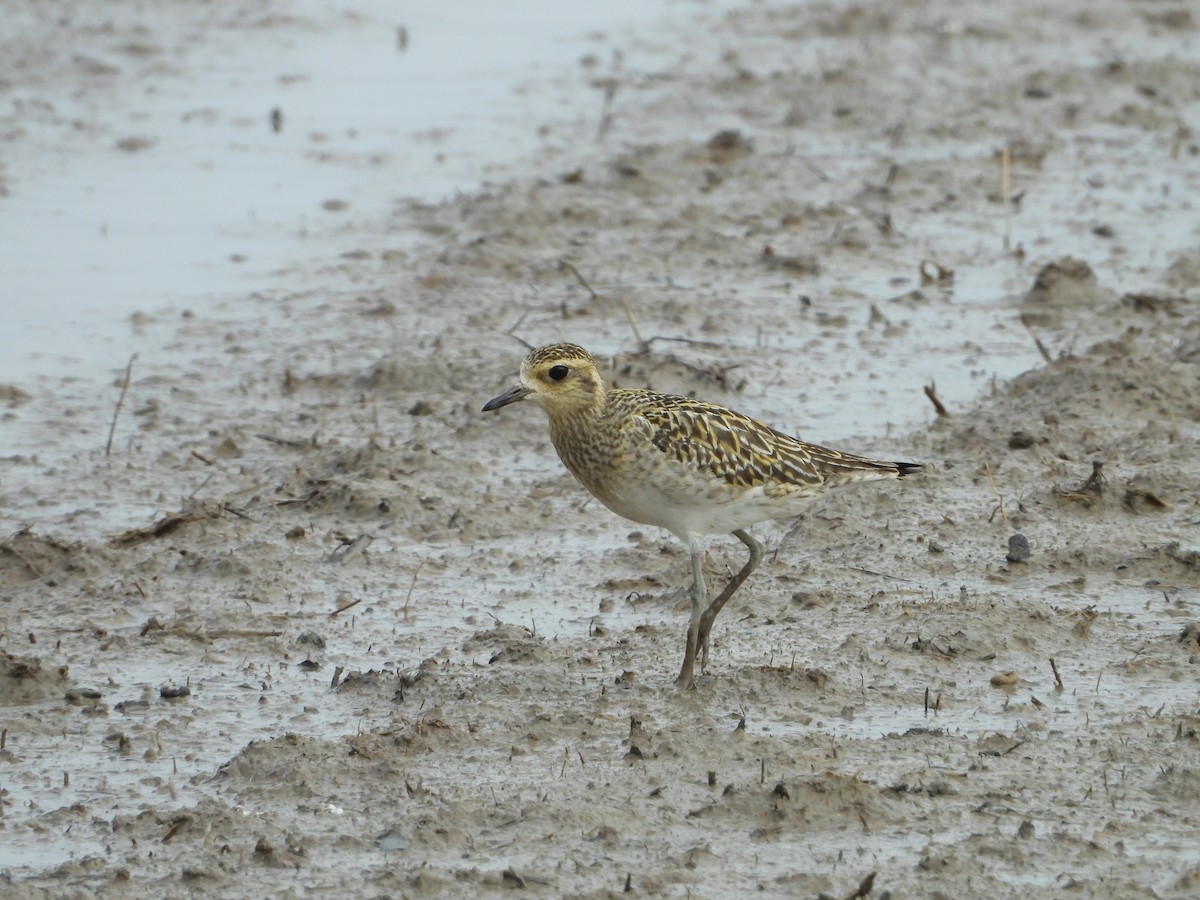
[1007,533,1032,563]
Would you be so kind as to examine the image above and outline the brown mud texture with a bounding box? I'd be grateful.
[3,0,1200,897]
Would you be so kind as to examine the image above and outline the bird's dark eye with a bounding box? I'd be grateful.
[548,365,569,382]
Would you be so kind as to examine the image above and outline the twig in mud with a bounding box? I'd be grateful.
[558,259,647,353]
[1050,657,1064,691]
[256,433,307,449]
[162,817,189,844]
[844,565,916,582]
[111,506,225,546]
[326,533,373,564]
[157,626,283,642]
[188,473,214,502]
[1001,145,1013,253]
[643,335,722,351]
[1019,313,1054,364]
[845,871,877,900]
[212,628,283,639]
[191,450,214,466]
[105,354,137,457]
[595,77,618,141]
[203,628,283,639]
[923,382,948,417]
[560,259,598,300]
[1,540,44,578]
[504,311,534,349]
[403,562,424,614]
[983,460,1008,524]
[644,352,743,392]
[331,597,362,617]
[329,665,344,689]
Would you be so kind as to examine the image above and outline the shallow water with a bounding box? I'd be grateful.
[0,0,733,386]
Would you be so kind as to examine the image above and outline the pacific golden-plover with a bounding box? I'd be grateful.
[483,343,921,689]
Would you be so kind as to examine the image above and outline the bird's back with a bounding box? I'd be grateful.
[550,387,918,539]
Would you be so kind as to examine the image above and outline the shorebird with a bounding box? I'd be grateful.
[483,343,921,688]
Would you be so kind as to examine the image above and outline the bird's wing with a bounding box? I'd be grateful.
[628,392,904,491]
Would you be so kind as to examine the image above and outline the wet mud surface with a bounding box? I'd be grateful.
[2,0,1200,896]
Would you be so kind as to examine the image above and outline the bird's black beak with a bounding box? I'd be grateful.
[482,383,530,412]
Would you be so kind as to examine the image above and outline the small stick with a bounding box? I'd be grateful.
[331,597,362,617]
[1019,313,1053,364]
[924,686,930,716]
[559,259,647,352]
[1001,145,1013,252]
[560,259,598,300]
[329,665,343,689]
[162,818,187,843]
[596,77,618,141]
[1050,657,1063,690]
[846,871,877,900]
[187,473,214,502]
[4,542,43,578]
[328,534,373,564]
[171,628,283,640]
[983,460,1008,524]
[923,382,948,417]
[256,433,306,449]
[403,562,424,614]
[105,354,137,457]
[191,450,214,466]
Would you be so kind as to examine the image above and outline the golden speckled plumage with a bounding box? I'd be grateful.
[619,390,907,493]
[483,342,921,688]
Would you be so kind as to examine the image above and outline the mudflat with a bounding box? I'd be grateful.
[2,1,1199,896]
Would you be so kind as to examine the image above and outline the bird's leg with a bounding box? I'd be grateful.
[676,537,707,690]
[697,529,763,671]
